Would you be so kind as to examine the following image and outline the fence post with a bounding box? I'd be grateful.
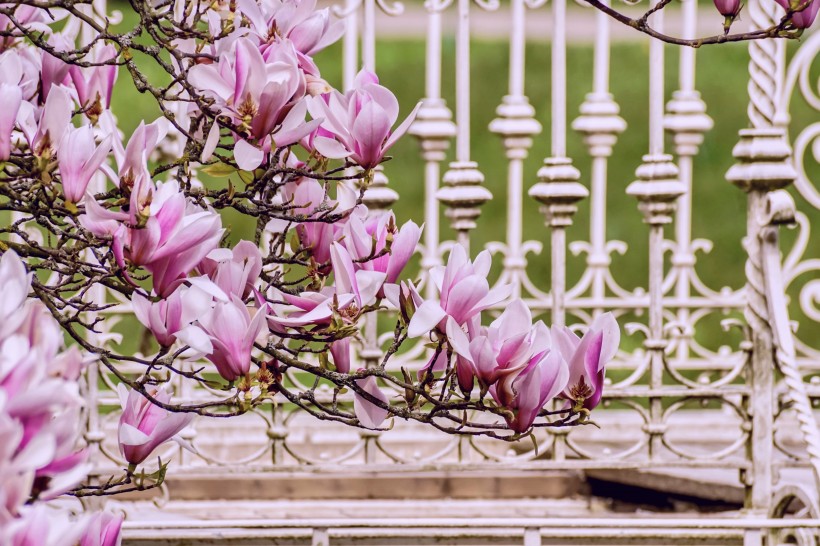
[726,129,795,515]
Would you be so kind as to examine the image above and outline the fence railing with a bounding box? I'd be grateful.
[82,0,820,537]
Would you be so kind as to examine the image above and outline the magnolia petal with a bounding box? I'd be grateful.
[188,64,234,102]
[313,135,351,159]
[234,139,264,171]
[354,270,387,306]
[445,316,472,362]
[329,338,351,374]
[591,311,620,367]
[201,120,220,161]
[383,100,422,152]
[353,376,388,429]
[117,422,151,446]
[383,283,402,310]
[175,324,214,355]
[187,275,230,302]
[274,117,322,148]
[407,300,447,338]
[385,220,421,284]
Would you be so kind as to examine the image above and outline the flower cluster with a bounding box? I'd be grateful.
[0,250,122,545]
[0,41,116,204]
[0,0,624,516]
[388,247,621,433]
[185,0,418,171]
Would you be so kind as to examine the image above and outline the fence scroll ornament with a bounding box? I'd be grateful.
[0,0,819,541]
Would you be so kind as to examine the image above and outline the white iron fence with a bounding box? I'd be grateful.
[79,0,820,541]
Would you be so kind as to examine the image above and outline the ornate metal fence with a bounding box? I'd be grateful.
[79,0,820,541]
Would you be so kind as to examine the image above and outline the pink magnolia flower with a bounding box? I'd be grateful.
[552,312,620,411]
[0,259,92,506]
[0,5,45,52]
[330,242,387,311]
[268,288,346,330]
[123,182,189,268]
[445,300,550,394]
[197,240,263,299]
[132,282,221,349]
[94,181,223,296]
[308,69,420,169]
[353,374,389,429]
[40,33,73,103]
[282,177,340,267]
[188,38,318,170]
[329,337,351,374]
[80,511,123,546]
[268,243,385,329]
[0,50,27,160]
[490,349,569,433]
[0,412,32,522]
[238,0,344,57]
[178,296,268,382]
[140,207,224,298]
[713,0,742,17]
[132,290,186,348]
[112,119,169,224]
[342,212,421,289]
[57,125,113,203]
[2,505,88,546]
[406,245,512,338]
[69,44,118,119]
[117,384,194,465]
[32,410,90,501]
[19,83,72,157]
[2,47,39,101]
[775,0,819,27]
[282,3,344,57]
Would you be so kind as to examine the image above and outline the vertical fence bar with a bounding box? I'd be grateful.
[342,0,359,91]
[627,9,682,461]
[454,0,470,165]
[573,0,625,308]
[664,0,712,363]
[648,12,664,157]
[362,0,376,72]
[437,0,494,253]
[727,129,796,515]
[489,0,542,297]
[530,0,586,326]
[740,0,788,514]
[409,0,456,297]
[358,0,401,213]
[727,0,789,515]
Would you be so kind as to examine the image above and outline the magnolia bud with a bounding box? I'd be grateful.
[776,0,819,28]
[713,0,741,16]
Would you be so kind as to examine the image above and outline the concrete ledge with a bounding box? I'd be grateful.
[122,517,820,546]
[160,470,586,501]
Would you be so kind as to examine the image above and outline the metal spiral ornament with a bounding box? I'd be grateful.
[747,0,781,128]
[774,347,820,490]
[759,205,820,491]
